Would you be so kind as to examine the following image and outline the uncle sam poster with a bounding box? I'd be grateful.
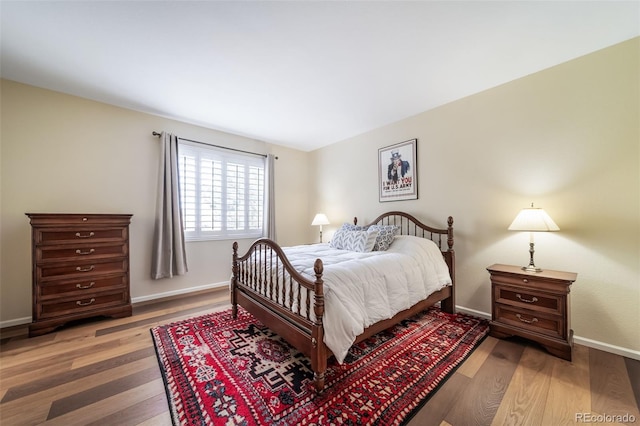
[379,139,417,202]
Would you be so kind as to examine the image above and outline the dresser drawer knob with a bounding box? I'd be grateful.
[75,232,95,238]
[76,282,95,289]
[516,294,538,303]
[522,278,529,283]
[76,298,95,306]
[76,265,95,272]
[516,313,538,324]
[75,249,95,255]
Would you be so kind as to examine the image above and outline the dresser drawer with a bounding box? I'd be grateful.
[36,242,127,263]
[37,274,127,299]
[494,284,563,315]
[37,258,127,280]
[494,304,564,339]
[35,227,127,245]
[36,290,129,319]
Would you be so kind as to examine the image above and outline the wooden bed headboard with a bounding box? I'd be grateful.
[355,211,454,254]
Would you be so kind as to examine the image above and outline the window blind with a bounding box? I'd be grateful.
[178,141,264,241]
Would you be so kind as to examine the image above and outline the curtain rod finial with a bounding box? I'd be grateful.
[152,131,162,137]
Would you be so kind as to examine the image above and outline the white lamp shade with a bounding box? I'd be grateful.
[311,213,330,226]
[508,206,559,232]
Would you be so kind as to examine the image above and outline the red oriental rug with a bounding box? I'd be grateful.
[151,307,488,426]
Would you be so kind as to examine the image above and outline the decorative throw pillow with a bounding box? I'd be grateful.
[368,224,401,251]
[330,228,379,252]
[330,223,368,250]
[329,227,348,249]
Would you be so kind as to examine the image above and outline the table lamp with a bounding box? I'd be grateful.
[311,213,330,243]
[508,203,559,272]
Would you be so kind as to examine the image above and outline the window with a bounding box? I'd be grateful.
[178,141,265,241]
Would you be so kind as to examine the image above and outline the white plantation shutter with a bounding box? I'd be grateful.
[178,141,264,241]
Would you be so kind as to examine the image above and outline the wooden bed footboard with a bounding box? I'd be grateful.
[231,239,329,389]
[231,211,455,392]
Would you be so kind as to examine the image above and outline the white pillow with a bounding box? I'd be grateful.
[330,228,379,252]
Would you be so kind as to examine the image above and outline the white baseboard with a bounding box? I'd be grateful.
[455,305,491,320]
[455,304,640,361]
[0,316,32,329]
[131,281,228,304]
[573,336,640,361]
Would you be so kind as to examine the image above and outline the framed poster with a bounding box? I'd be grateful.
[378,139,417,202]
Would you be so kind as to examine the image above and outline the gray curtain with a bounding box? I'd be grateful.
[263,153,276,240]
[151,132,188,279]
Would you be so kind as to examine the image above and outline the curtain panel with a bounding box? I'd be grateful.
[151,132,188,279]
[263,153,276,240]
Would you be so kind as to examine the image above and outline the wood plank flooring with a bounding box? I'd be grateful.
[1,288,638,425]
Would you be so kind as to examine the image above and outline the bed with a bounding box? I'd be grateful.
[231,211,455,392]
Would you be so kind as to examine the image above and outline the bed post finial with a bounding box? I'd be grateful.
[312,259,324,323]
[231,242,239,318]
[353,216,358,225]
[447,216,454,251]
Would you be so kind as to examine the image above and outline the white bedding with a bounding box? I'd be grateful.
[281,235,452,363]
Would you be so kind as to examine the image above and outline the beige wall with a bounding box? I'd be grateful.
[310,38,640,355]
[0,80,311,324]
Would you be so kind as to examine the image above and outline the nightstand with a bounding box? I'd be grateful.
[487,264,577,361]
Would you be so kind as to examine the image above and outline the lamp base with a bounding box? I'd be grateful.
[522,242,542,272]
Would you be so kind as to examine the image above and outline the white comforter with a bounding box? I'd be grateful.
[282,235,452,363]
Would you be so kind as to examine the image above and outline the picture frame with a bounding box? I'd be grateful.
[378,139,418,202]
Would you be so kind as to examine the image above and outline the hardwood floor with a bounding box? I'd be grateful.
[1,289,638,425]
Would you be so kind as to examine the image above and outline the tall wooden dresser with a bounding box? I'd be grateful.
[26,213,133,337]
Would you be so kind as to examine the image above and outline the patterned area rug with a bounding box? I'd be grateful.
[151,306,488,425]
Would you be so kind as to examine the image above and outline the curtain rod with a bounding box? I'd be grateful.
[152,131,277,159]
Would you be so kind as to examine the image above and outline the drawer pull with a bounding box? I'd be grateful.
[516,313,538,324]
[76,298,95,306]
[75,249,95,255]
[523,279,529,283]
[76,265,95,272]
[75,232,95,238]
[516,294,538,304]
[76,282,95,289]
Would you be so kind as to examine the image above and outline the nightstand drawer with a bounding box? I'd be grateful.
[491,273,546,288]
[494,284,562,315]
[494,304,564,339]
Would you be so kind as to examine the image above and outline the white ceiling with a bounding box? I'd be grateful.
[1,1,638,151]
